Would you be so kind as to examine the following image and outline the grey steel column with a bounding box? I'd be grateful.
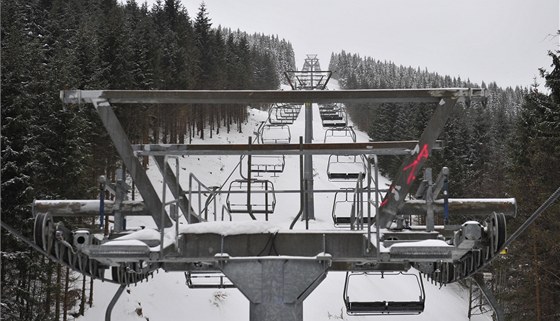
[113,168,126,233]
[220,258,329,321]
[304,102,315,220]
[425,168,434,232]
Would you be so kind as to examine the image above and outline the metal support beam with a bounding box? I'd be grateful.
[219,258,330,321]
[304,102,314,220]
[176,232,376,264]
[154,156,200,223]
[93,99,172,229]
[113,167,127,233]
[379,98,459,228]
[61,88,486,105]
[32,199,151,217]
[33,193,513,219]
[425,168,435,232]
[131,140,444,157]
[400,198,517,217]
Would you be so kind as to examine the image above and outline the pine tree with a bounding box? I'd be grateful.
[193,2,213,90]
[506,51,560,321]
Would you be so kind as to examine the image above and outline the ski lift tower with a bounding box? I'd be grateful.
[7,86,531,321]
[285,55,332,220]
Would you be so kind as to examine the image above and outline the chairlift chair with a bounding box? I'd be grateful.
[276,105,299,121]
[258,124,291,144]
[267,104,298,125]
[323,126,357,143]
[319,103,340,113]
[320,113,344,121]
[224,179,276,220]
[247,155,286,177]
[343,271,426,315]
[331,189,374,228]
[243,124,289,177]
[319,109,343,119]
[185,271,235,289]
[281,103,301,115]
[267,105,290,125]
[327,155,367,181]
[322,110,348,128]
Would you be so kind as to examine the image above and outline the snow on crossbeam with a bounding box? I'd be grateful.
[179,221,280,236]
[402,198,517,217]
[33,199,150,217]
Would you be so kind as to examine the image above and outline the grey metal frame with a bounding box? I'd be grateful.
[29,87,517,321]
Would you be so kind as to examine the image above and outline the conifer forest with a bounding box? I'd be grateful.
[1,0,559,320]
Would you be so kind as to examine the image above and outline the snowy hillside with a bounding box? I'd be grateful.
[79,80,492,321]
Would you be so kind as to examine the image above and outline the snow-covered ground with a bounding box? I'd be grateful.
[79,80,492,321]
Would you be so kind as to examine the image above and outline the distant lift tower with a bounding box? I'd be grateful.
[285,55,332,220]
[285,54,332,91]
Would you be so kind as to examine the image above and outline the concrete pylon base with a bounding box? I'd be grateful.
[219,256,331,321]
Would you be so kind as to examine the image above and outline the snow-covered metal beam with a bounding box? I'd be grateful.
[401,198,517,217]
[130,140,444,156]
[60,88,485,105]
[33,199,151,217]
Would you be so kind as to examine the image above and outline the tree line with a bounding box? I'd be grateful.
[1,0,294,320]
[329,50,560,320]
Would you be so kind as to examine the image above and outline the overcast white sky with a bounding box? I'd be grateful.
[150,0,559,88]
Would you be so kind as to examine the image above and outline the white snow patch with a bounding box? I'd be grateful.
[179,221,280,235]
[102,239,149,247]
[115,228,160,241]
[391,239,451,248]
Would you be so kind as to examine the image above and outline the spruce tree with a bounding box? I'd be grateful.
[506,51,560,320]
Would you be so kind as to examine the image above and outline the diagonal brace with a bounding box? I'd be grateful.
[378,98,459,228]
[154,156,200,223]
[93,99,172,229]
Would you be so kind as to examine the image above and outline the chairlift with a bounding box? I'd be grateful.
[321,113,344,121]
[331,188,373,228]
[323,126,357,143]
[240,128,287,177]
[322,110,348,128]
[281,103,301,116]
[267,104,299,125]
[319,103,337,111]
[185,271,235,289]
[276,105,299,120]
[344,271,426,315]
[267,105,291,125]
[258,124,291,144]
[319,103,341,114]
[327,155,367,181]
[320,109,343,119]
[248,155,286,177]
[224,179,276,220]
[319,103,343,115]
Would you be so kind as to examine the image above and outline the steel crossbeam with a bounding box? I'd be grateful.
[61,88,485,105]
[131,140,444,156]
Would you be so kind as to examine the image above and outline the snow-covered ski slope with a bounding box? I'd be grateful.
[79,80,492,321]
